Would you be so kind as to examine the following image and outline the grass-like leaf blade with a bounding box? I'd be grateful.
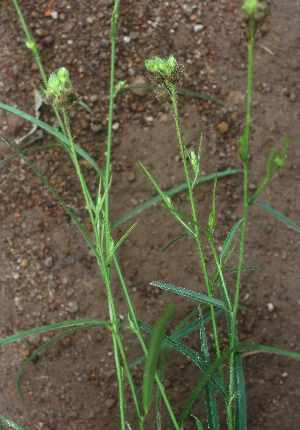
[120,85,227,106]
[191,416,204,430]
[198,307,220,430]
[0,318,100,347]
[234,351,247,430]
[16,322,109,401]
[151,281,225,309]
[133,319,228,398]
[0,133,102,267]
[220,219,243,261]
[143,303,176,414]
[111,170,244,230]
[0,414,27,430]
[178,342,300,427]
[256,201,300,233]
[129,308,224,367]
[0,102,104,178]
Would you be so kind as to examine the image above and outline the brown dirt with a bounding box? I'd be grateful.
[0,1,299,429]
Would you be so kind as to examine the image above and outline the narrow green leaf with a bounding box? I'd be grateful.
[151,281,225,309]
[211,265,260,290]
[162,233,193,252]
[0,143,62,167]
[106,221,138,265]
[120,86,227,106]
[16,322,108,401]
[0,414,26,430]
[220,219,243,261]
[134,319,228,398]
[111,169,244,230]
[0,318,101,347]
[179,341,300,427]
[129,308,224,367]
[233,351,247,430]
[198,306,220,430]
[163,206,209,235]
[0,133,102,268]
[0,103,104,178]
[143,303,176,414]
[256,201,300,233]
[191,416,204,430]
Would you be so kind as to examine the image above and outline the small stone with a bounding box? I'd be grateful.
[267,302,274,312]
[130,198,138,206]
[23,348,30,357]
[35,159,49,176]
[130,75,148,96]
[68,411,78,419]
[100,39,110,48]
[68,301,79,314]
[90,123,103,133]
[105,398,116,409]
[51,11,58,20]
[112,122,119,130]
[86,16,95,24]
[41,35,55,47]
[19,173,26,181]
[217,121,229,134]
[249,183,256,190]
[123,36,131,43]
[7,112,25,136]
[264,224,272,234]
[193,24,204,33]
[20,259,29,267]
[44,256,53,268]
[82,160,93,170]
[127,172,136,182]
[66,255,75,265]
[66,288,75,298]
[80,119,89,129]
[90,94,98,102]
[28,333,42,347]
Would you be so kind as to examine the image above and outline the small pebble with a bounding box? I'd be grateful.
[267,302,274,312]
[44,256,53,268]
[90,123,103,133]
[105,398,116,409]
[217,121,229,134]
[193,24,204,33]
[130,75,148,96]
[68,301,79,314]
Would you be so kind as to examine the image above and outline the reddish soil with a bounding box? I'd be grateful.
[0,1,299,429]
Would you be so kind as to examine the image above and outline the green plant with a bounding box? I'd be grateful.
[1,1,300,430]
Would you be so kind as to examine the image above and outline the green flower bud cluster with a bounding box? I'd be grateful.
[242,0,258,14]
[145,55,185,102]
[47,68,71,97]
[145,55,177,77]
[240,1,271,41]
[44,67,80,111]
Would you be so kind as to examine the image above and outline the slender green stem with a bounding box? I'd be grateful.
[12,0,66,136]
[170,85,230,423]
[228,19,255,429]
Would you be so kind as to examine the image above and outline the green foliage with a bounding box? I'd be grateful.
[1,1,299,430]
[142,303,176,414]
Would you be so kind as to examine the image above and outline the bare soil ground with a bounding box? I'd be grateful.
[0,1,299,429]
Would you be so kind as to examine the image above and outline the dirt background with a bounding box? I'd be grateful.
[0,0,299,429]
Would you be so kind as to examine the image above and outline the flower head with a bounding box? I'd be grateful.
[44,67,80,111]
